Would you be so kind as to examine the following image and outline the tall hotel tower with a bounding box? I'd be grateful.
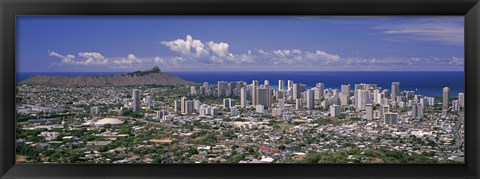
[278,80,285,91]
[252,80,259,105]
[391,82,400,103]
[132,89,141,111]
[443,87,450,109]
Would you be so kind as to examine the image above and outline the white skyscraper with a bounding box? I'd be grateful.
[443,87,450,109]
[240,87,247,108]
[293,83,299,99]
[287,80,294,91]
[132,89,141,111]
[252,80,259,106]
[278,80,285,91]
[306,89,315,110]
[356,89,370,110]
[340,84,350,106]
[180,97,187,113]
[193,99,200,111]
[315,83,324,100]
[330,104,341,117]
[458,92,464,108]
[190,86,196,96]
[373,89,382,104]
[295,98,303,110]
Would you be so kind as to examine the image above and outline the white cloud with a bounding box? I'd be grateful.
[161,35,209,57]
[376,22,464,45]
[48,35,464,71]
[49,51,108,65]
[207,41,230,57]
[78,52,108,65]
[112,54,142,65]
[48,51,75,64]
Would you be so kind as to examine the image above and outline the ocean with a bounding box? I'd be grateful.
[17,71,464,97]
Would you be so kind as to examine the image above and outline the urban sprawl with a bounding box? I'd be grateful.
[16,80,464,164]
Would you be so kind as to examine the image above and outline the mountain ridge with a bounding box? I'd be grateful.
[19,66,194,87]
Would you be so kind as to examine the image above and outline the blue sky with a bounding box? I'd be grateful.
[16,16,464,72]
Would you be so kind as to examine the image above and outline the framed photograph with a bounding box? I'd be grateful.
[1,0,479,178]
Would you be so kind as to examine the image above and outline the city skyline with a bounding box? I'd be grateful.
[17,16,464,72]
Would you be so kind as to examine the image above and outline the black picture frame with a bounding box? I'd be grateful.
[1,0,479,178]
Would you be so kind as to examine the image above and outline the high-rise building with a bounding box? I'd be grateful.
[230,106,238,116]
[373,89,382,104]
[295,98,303,110]
[299,84,307,95]
[452,100,460,111]
[458,93,464,108]
[217,81,228,97]
[306,89,315,110]
[381,105,390,120]
[227,82,236,97]
[256,88,269,107]
[314,83,324,100]
[240,87,247,108]
[264,80,269,88]
[229,99,236,108]
[193,99,200,111]
[203,82,209,93]
[340,84,350,106]
[293,83,300,99]
[356,89,370,110]
[443,87,450,109]
[366,104,373,121]
[174,100,181,112]
[211,107,219,117]
[223,98,231,109]
[287,80,294,91]
[132,89,141,111]
[252,80,259,106]
[185,100,194,114]
[330,104,341,117]
[411,102,424,119]
[180,97,187,113]
[278,80,285,91]
[391,82,400,103]
[199,86,206,96]
[384,112,398,125]
[190,86,196,96]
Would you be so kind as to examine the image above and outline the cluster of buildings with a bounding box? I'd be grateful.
[14,79,465,164]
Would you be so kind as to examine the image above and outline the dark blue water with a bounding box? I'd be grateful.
[17,71,464,97]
